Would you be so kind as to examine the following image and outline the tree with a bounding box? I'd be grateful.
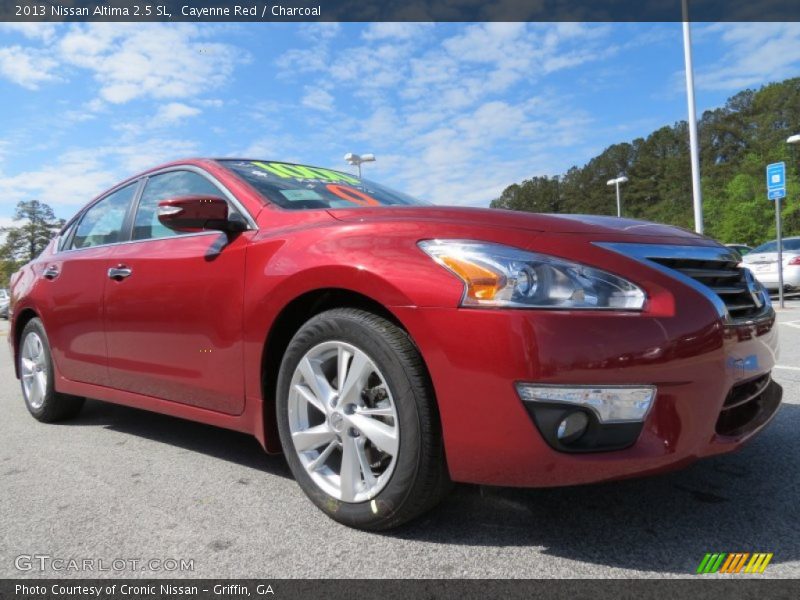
[0,200,64,286]
[490,177,562,212]
[491,77,800,245]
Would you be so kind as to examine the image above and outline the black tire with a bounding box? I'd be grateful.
[18,318,84,423]
[276,308,451,530]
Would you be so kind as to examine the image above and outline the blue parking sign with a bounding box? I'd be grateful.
[766,162,786,201]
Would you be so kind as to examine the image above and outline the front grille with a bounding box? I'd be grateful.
[716,374,778,437]
[647,256,761,320]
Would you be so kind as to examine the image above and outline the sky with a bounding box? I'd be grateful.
[1,21,800,226]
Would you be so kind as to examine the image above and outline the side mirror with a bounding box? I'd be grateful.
[157,195,246,233]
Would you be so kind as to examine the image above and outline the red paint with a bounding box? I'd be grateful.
[156,194,230,232]
[7,158,780,487]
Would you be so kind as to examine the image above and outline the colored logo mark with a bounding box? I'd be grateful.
[696,552,773,574]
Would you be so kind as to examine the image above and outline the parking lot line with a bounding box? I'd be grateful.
[775,365,800,371]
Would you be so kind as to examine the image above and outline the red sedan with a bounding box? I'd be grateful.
[8,159,781,530]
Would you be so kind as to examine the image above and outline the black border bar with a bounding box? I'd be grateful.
[2,579,800,600]
[2,0,800,22]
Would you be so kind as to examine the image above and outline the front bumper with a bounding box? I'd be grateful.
[393,303,780,488]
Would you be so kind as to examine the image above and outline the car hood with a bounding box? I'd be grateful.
[327,206,708,240]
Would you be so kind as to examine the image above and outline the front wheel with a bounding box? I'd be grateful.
[18,318,84,422]
[276,308,450,530]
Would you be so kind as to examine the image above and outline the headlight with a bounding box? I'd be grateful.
[419,240,646,310]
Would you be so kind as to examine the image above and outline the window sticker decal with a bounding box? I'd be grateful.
[220,159,429,210]
[325,184,380,207]
[279,189,325,202]
[251,161,359,184]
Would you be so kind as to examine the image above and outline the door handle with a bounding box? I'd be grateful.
[43,265,60,280]
[108,265,133,281]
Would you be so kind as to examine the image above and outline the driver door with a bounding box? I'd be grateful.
[103,169,252,415]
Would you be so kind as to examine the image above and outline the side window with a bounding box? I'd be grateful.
[133,171,225,241]
[71,183,137,250]
[57,220,78,251]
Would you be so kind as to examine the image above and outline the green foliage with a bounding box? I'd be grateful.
[491,77,800,245]
[0,200,64,287]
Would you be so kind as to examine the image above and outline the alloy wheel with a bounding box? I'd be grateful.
[21,332,48,410]
[287,340,399,503]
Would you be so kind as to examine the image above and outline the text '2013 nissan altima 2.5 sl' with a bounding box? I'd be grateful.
[8,159,781,530]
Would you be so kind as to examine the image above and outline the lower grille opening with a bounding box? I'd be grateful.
[723,374,770,408]
[716,374,781,437]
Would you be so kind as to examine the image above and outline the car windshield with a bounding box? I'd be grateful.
[751,238,800,253]
[221,160,428,210]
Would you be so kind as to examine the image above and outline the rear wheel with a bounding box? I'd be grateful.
[276,308,450,530]
[19,318,84,422]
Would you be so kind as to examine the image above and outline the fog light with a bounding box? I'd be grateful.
[516,384,656,423]
[556,411,589,443]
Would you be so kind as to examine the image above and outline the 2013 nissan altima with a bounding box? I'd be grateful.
[8,159,782,530]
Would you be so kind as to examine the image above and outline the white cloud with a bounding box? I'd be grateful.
[362,23,433,41]
[0,23,627,213]
[269,23,612,206]
[57,24,242,104]
[301,87,335,112]
[110,138,200,174]
[153,102,202,125]
[0,46,58,89]
[0,25,234,217]
[298,22,341,41]
[401,22,613,106]
[278,22,612,110]
[235,139,279,159]
[0,23,58,42]
[697,23,800,91]
[441,22,527,62]
[375,96,592,205]
[0,138,200,214]
[0,149,116,209]
[86,98,105,112]
[0,23,242,104]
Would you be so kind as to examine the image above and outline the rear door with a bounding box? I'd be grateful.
[40,182,140,387]
[103,168,252,415]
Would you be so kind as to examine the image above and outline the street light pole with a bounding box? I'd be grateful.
[788,134,800,177]
[783,134,800,309]
[606,176,628,217]
[344,153,375,179]
[682,0,704,234]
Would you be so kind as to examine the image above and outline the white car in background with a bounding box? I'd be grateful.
[742,236,800,291]
[0,288,9,319]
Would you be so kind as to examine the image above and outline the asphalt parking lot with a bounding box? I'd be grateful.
[1,302,800,579]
